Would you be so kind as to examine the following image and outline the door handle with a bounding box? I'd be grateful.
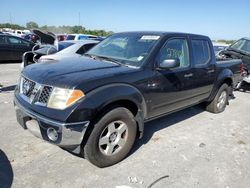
[207,69,215,73]
[184,73,193,78]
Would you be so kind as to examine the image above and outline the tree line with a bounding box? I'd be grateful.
[0,21,114,36]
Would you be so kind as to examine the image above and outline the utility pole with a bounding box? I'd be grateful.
[78,12,80,26]
[9,12,12,24]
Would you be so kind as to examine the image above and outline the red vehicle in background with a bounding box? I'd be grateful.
[56,34,67,41]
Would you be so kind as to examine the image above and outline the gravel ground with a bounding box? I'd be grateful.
[0,63,250,188]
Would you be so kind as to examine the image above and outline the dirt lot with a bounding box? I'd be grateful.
[0,63,250,188]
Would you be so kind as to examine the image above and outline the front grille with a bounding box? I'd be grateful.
[20,76,53,106]
[38,86,53,104]
[21,77,36,97]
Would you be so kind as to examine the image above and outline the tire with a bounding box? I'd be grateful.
[206,83,229,113]
[82,107,137,167]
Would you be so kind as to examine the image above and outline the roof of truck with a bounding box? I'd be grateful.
[115,31,209,38]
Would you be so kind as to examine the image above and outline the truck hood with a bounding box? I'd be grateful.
[22,56,131,88]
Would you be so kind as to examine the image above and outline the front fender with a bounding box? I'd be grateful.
[86,83,147,118]
[70,83,147,138]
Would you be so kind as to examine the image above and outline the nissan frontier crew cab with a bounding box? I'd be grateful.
[14,32,242,167]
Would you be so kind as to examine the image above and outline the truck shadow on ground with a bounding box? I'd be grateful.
[130,105,205,155]
[0,85,17,92]
[0,150,13,188]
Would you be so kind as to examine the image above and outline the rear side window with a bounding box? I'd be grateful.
[58,42,74,51]
[191,39,210,65]
[78,35,87,40]
[76,43,96,55]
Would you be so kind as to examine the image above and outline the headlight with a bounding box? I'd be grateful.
[47,88,84,110]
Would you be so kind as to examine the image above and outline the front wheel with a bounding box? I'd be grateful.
[82,107,137,167]
[206,83,229,113]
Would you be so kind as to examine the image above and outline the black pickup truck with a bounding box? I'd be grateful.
[14,32,242,167]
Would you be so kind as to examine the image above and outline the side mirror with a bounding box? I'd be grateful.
[159,58,180,69]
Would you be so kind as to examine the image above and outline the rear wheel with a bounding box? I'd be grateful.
[82,107,137,167]
[206,83,229,113]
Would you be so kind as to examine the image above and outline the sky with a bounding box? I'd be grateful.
[0,0,249,40]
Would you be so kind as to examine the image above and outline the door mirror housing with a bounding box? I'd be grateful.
[159,58,180,69]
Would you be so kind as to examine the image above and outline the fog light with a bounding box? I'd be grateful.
[47,127,58,142]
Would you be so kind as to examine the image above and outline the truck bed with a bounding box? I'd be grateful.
[216,58,242,87]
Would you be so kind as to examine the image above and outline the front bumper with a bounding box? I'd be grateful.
[14,97,89,152]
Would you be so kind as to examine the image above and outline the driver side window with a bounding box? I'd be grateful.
[158,38,189,68]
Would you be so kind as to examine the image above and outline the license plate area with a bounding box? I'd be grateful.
[26,119,42,138]
[15,105,30,129]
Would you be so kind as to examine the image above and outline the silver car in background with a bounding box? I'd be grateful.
[213,42,229,55]
[39,40,99,62]
[21,40,99,69]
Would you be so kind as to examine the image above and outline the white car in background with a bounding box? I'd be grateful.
[21,40,99,69]
[13,30,31,37]
[38,40,99,62]
[66,34,103,41]
[213,43,229,55]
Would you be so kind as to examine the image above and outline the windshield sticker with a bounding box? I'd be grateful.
[140,35,160,40]
[167,48,182,58]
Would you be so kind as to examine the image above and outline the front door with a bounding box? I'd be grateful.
[147,37,195,118]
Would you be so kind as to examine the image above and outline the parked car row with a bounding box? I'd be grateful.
[0,30,102,62]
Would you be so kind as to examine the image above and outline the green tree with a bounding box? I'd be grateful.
[71,25,85,34]
[0,23,25,30]
[0,22,113,36]
[26,21,39,29]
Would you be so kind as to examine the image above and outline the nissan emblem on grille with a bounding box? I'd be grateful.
[22,80,32,96]
[21,78,36,97]
[20,77,45,104]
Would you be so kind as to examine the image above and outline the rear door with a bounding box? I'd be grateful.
[190,38,216,100]
[147,36,196,118]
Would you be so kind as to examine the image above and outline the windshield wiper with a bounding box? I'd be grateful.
[84,54,121,64]
[95,56,123,65]
[84,54,137,68]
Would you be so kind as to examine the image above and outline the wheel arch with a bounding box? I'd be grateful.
[208,69,233,101]
[81,83,147,148]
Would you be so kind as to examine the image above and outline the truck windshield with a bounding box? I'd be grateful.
[230,38,250,55]
[86,34,160,67]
